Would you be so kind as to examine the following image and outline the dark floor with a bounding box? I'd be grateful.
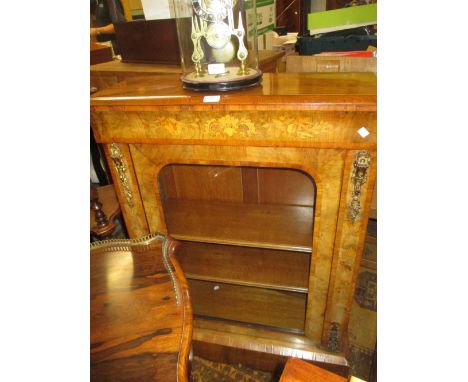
[191,356,272,382]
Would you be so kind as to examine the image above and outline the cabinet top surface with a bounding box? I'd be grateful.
[90,73,376,111]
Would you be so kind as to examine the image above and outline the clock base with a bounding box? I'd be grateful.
[182,68,262,92]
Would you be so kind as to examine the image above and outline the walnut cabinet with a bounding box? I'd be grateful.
[90,72,377,368]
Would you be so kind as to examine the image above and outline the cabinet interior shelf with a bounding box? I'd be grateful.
[165,199,314,253]
[185,273,309,294]
[176,241,311,294]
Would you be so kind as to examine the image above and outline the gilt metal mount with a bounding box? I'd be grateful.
[327,322,341,352]
[109,143,134,208]
[348,150,371,222]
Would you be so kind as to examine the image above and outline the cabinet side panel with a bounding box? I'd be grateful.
[129,144,168,235]
[303,150,346,342]
[322,150,377,352]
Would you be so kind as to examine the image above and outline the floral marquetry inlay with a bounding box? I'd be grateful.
[160,112,333,140]
[204,115,257,137]
[96,110,376,148]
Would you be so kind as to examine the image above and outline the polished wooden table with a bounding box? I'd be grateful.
[90,50,285,90]
[90,234,192,381]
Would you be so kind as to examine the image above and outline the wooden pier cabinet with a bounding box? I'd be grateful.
[90,72,376,370]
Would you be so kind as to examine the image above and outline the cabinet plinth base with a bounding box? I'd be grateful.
[193,317,349,371]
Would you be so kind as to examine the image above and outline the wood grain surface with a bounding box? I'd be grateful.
[90,235,192,381]
[159,165,314,206]
[189,279,307,331]
[192,341,350,379]
[163,198,314,252]
[193,318,348,367]
[90,73,377,357]
[90,72,376,112]
[127,144,348,345]
[176,241,310,292]
[92,109,375,150]
[90,42,113,66]
[90,51,285,90]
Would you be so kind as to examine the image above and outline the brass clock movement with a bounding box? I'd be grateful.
[174,0,262,91]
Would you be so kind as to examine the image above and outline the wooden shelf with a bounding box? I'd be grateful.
[164,199,314,252]
[186,274,308,294]
[188,279,307,331]
[176,241,310,293]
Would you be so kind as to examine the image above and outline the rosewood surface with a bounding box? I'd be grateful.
[90,235,192,381]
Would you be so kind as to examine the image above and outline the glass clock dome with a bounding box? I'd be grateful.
[173,0,262,91]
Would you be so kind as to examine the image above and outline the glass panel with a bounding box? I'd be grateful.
[173,0,262,91]
[158,164,316,332]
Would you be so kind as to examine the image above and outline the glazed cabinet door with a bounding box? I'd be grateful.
[129,144,348,345]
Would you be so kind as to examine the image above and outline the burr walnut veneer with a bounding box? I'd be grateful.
[90,72,376,369]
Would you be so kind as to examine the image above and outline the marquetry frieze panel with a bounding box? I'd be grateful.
[92,110,376,149]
